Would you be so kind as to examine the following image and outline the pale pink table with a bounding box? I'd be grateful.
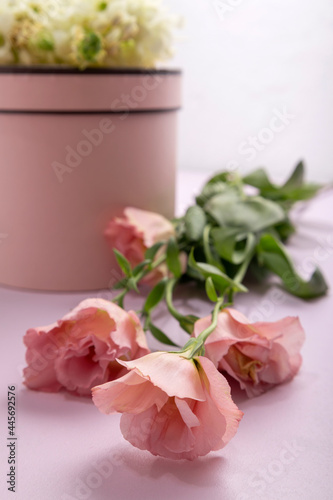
[1,171,332,500]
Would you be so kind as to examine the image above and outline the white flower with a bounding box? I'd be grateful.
[0,0,179,68]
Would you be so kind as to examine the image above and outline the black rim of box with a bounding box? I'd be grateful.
[0,66,181,75]
[0,66,181,113]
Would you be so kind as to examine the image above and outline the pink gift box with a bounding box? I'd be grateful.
[0,67,181,291]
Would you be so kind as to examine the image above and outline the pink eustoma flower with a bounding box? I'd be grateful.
[23,298,150,396]
[92,351,243,460]
[104,207,180,286]
[193,309,305,398]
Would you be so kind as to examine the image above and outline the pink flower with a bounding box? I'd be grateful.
[92,351,243,460]
[193,309,305,398]
[23,299,150,396]
[105,207,177,286]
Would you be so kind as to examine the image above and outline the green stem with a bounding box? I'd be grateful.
[112,239,188,310]
[181,298,224,359]
[233,247,256,285]
[135,252,167,282]
[196,298,224,345]
[112,289,126,308]
[112,252,168,306]
[203,225,225,272]
[227,288,234,304]
[165,278,184,322]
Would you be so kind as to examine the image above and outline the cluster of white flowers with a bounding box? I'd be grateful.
[0,0,179,68]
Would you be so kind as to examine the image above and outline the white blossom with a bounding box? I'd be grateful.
[0,0,179,68]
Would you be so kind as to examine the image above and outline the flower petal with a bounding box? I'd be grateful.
[92,371,168,414]
[118,352,206,401]
[124,207,175,248]
[23,298,149,395]
[175,398,200,428]
[197,356,243,445]
[55,341,108,396]
[23,328,61,392]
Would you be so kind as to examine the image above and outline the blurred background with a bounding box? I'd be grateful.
[165,0,333,182]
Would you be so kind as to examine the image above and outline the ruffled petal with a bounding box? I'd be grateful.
[118,352,206,401]
[23,328,61,392]
[259,343,293,384]
[197,357,243,445]
[251,316,305,345]
[124,207,174,248]
[120,400,198,459]
[175,398,200,428]
[92,371,168,414]
[159,399,197,454]
[55,341,108,396]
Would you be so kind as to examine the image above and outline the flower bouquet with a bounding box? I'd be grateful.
[0,0,178,68]
[22,161,329,460]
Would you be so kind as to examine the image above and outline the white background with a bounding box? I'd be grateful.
[164,0,333,182]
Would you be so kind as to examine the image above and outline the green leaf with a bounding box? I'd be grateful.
[243,163,322,205]
[184,205,206,241]
[79,32,102,61]
[203,225,226,271]
[196,182,239,207]
[127,277,139,293]
[112,278,128,290]
[248,260,270,282]
[206,171,234,186]
[206,194,285,232]
[145,242,164,261]
[149,323,179,347]
[166,238,182,278]
[243,163,305,193]
[232,246,256,285]
[206,171,238,185]
[113,249,132,277]
[179,315,199,335]
[283,161,304,190]
[188,249,248,294]
[243,168,275,192]
[36,34,54,51]
[257,233,328,299]
[205,277,218,302]
[132,260,151,277]
[98,1,108,10]
[274,218,296,241]
[280,184,322,203]
[211,227,256,264]
[143,279,167,313]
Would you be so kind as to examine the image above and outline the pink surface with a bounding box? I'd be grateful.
[1,170,333,500]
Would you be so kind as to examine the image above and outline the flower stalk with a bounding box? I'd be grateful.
[107,163,328,347]
[181,298,224,358]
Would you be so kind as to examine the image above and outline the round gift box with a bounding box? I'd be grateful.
[0,67,181,291]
